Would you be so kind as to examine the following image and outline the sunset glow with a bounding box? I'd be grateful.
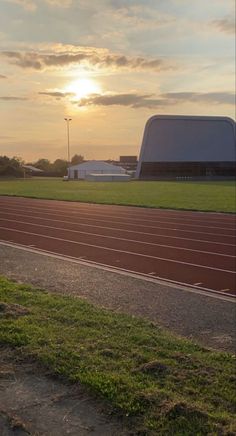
[65,78,101,101]
[0,0,235,161]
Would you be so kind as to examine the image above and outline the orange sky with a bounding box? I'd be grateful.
[0,0,235,162]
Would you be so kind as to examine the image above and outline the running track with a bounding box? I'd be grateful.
[0,196,235,297]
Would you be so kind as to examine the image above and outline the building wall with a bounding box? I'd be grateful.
[136,115,235,179]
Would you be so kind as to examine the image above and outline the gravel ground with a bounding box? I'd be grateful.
[0,243,235,353]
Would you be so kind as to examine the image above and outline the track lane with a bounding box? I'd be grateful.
[0,196,235,295]
[1,201,235,234]
[0,212,235,255]
[1,195,235,224]
[0,219,234,270]
[1,204,235,243]
[0,226,235,293]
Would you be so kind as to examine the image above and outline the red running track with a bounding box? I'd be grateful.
[0,196,235,296]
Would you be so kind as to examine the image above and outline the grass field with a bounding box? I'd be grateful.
[0,178,235,212]
[0,276,236,435]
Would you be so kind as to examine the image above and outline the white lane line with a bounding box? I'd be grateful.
[0,210,235,248]
[2,202,235,231]
[0,225,235,274]
[1,197,235,225]
[1,205,235,239]
[1,217,235,259]
[1,240,235,302]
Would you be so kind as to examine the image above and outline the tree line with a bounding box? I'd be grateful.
[0,154,84,177]
[0,156,24,177]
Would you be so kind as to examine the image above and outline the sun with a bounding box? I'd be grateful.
[65,78,101,100]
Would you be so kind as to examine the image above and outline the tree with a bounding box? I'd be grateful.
[52,159,68,176]
[33,158,51,171]
[71,154,84,165]
[0,155,24,177]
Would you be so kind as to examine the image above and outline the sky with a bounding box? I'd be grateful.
[0,0,235,162]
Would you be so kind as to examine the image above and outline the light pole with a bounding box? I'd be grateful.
[64,117,72,178]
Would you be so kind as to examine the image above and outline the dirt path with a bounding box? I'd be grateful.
[0,348,131,436]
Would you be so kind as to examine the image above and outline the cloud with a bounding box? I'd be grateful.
[5,0,72,10]
[76,91,235,108]
[45,0,72,7]
[0,74,7,79]
[161,92,235,105]
[95,4,175,32]
[0,95,28,101]
[2,51,42,69]
[6,0,37,11]
[38,91,75,99]
[38,89,163,107]
[78,93,163,108]
[211,17,235,34]
[1,48,170,72]
[0,96,28,100]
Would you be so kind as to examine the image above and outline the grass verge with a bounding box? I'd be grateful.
[0,276,235,435]
[0,179,235,212]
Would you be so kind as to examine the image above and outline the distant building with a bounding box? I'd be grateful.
[136,115,236,180]
[106,156,138,172]
[22,165,43,176]
[118,156,138,171]
[68,160,126,180]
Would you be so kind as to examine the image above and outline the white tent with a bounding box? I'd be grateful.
[68,160,126,180]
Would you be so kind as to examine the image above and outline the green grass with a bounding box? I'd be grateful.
[0,178,235,212]
[0,276,236,435]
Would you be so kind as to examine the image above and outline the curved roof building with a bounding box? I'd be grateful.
[136,115,235,179]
